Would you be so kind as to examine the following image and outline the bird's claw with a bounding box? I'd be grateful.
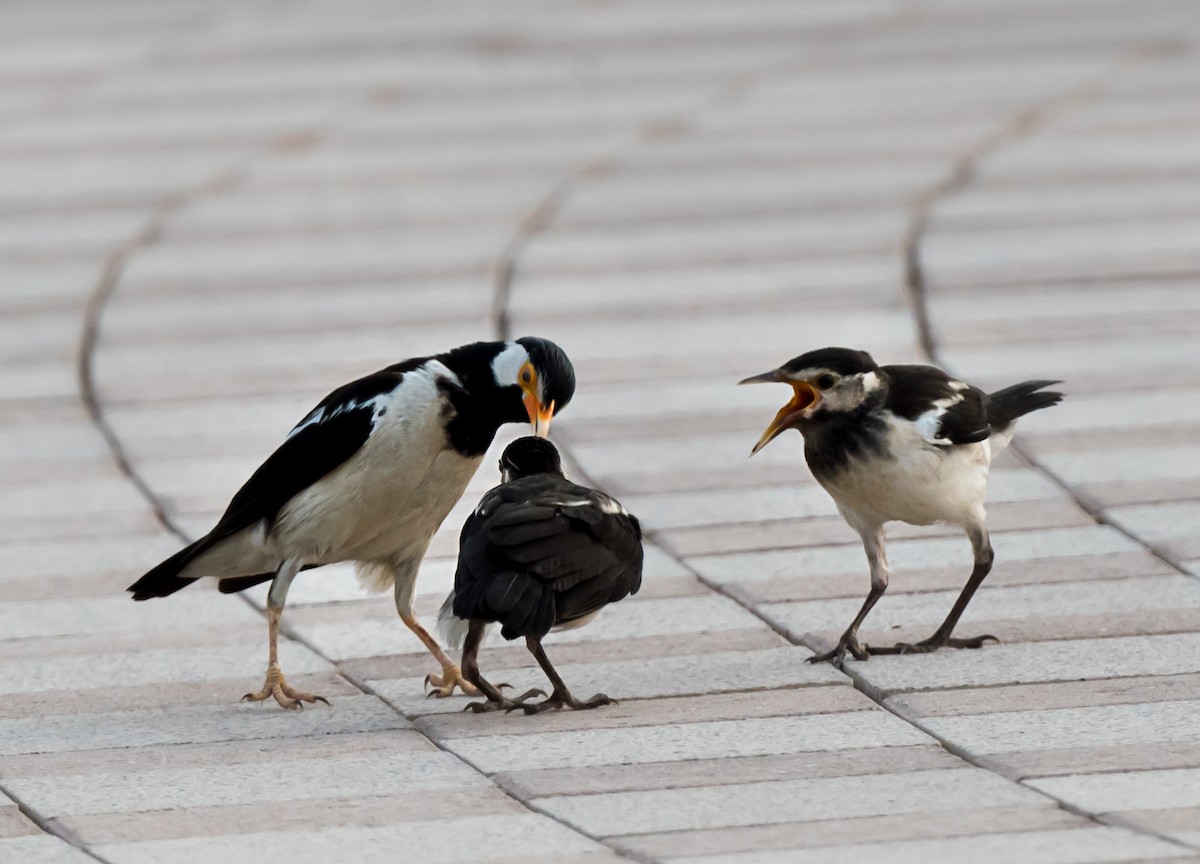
[464,687,546,713]
[424,666,481,698]
[241,665,330,710]
[872,633,1000,655]
[517,692,615,715]
[806,633,870,668]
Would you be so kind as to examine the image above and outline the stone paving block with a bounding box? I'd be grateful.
[449,708,931,773]
[0,694,407,756]
[59,788,524,845]
[921,699,1200,756]
[0,592,262,640]
[0,802,37,838]
[989,741,1200,781]
[618,804,1081,860]
[0,835,96,864]
[420,687,867,741]
[376,646,839,714]
[888,673,1200,717]
[0,642,330,695]
[732,551,1176,604]
[0,534,183,581]
[1030,767,1200,814]
[1106,500,1200,553]
[764,575,1200,644]
[678,827,1191,864]
[689,524,1141,586]
[536,767,1043,836]
[501,744,959,799]
[0,672,359,720]
[1038,446,1200,485]
[1,728,432,779]
[6,751,489,817]
[95,813,604,864]
[301,594,764,660]
[848,633,1200,694]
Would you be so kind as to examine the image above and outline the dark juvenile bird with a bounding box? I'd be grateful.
[128,338,574,708]
[441,436,643,714]
[742,347,1062,667]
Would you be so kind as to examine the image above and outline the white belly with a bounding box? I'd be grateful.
[818,417,992,531]
[272,370,483,564]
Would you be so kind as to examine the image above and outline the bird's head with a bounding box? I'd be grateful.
[498,436,564,482]
[490,336,576,437]
[740,347,881,455]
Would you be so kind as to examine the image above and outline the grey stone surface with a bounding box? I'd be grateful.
[4,0,1200,860]
[0,695,409,756]
[1031,768,1200,814]
[764,576,1200,640]
[690,524,1141,586]
[5,751,486,816]
[0,836,97,864]
[678,827,1190,864]
[849,633,1200,694]
[374,646,840,712]
[449,709,929,773]
[536,768,1043,836]
[0,643,330,695]
[921,699,1200,754]
[96,813,604,864]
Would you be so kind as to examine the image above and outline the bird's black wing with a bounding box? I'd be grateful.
[130,358,430,600]
[882,364,991,446]
[453,479,643,637]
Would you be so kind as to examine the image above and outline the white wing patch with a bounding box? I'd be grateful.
[914,391,965,446]
[287,394,390,441]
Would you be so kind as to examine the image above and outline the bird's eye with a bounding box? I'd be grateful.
[520,366,534,385]
[816,373,836,389]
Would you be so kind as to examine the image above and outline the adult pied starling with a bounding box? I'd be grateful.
[742,347,1062,667]
[442,437,643,714]
[128,338,574,708]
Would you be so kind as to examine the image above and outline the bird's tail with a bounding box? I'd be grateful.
[127,539,206,600]
[454,571,556,641]
[987,379,1064,430]
[436,590,470,650]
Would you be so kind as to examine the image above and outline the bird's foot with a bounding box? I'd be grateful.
[463,688,546,713]
[806,632,871,668]
[871,633,1000,655]
[241,663,330,711]
[515,691,616,716]
[425,665,485,698]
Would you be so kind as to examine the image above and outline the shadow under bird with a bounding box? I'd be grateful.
[127,337,574,709]
[742,347,1062,667]
[440,436,643,715]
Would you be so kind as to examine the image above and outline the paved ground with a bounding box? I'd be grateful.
[3,1,1200,862]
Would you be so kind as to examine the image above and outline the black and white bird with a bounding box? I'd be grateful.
[741,347,1062,667]
[440,436,643,715]
[128,338,574,709]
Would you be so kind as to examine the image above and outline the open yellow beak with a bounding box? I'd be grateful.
[523,392,556,438]
[739,371,818,456]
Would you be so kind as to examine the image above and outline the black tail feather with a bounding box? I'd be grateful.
[455,569,557,640]
[127,539,207,600]
[987,379,1064,430]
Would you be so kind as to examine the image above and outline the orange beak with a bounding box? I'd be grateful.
[739,370,819,455]
[523,392,556,438]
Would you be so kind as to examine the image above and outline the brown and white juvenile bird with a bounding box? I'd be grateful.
[441,436,643,714]
[128,338,574,708]
[742,347,1062,667]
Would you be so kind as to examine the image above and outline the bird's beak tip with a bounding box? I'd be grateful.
[738,370,779,386]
